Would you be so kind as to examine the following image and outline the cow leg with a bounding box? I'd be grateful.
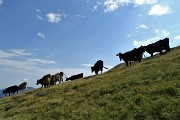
[151,53,153,58]
[160,51,163,55]
[125,62,128,67]
[129,61,132,66]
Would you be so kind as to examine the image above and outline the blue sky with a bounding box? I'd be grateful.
[0,0,180,89]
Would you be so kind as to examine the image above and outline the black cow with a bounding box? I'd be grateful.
[144,38,170,57]
[116,46,145,67]
[3,85,19,96]
[91,60,108,75]
[65,73,83,81]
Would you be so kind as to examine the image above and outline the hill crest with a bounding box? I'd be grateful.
[0,46,180,120]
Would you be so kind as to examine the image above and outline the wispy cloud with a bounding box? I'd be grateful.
[82,64,93,67]
[46,13,66,23]
[37,32,46,39]
[134,0,158,6]
[148,4,171,16]
[154,29,171,37]
[26,59,56,64]
[93,0,158,13]
[0,49,57,78]
[103,0,131,13]
[174,35,180,40]
[136,24,148,29]
[0,49,32,58]
[0,0,3,6]
[75,14,85,18]
[8,49,32,56]
[133,37,160,47]
[35,8,41,13]
[37,15,44,20]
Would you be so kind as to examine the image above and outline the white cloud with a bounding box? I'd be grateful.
[103,0,131,13]
[0,49,31,58]
[0,50,18,58]
[0,0,3,6]
[82,64,93,67]
[174,35,180,40]
[26,59,56,64]
[0,50,56,78]
[133,37,160,47]
[94,0,158,13]
[154,29,171,37]
[37,15,44,20]
[8,49,32,56]
[75,14,85,18]
[36,9,41,13]
[46,13,66,23]
[148,4,171,16]
[37,32,45,39]
[134,0,157,6]
[136,24,148,29]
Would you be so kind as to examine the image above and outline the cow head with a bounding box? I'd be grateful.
[3,90,5,94]
[36,79,41,85]
[91,66,95,73]
[116,53,122,61]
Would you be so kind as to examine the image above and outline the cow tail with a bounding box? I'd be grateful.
[103,66,108,69]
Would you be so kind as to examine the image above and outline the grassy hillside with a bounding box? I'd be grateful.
[0,46,180,120]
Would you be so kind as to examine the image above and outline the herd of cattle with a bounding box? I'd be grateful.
[2,82,27,96]
[116,37,170,66]
[2,38,170,96]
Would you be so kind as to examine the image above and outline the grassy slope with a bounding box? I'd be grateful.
[0,46,180,120]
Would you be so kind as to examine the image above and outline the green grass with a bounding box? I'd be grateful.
[0,46,180,120]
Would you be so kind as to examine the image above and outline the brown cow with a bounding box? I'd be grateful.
[36,74,51,88]
[18,82,27,92]
[50,72,64,85]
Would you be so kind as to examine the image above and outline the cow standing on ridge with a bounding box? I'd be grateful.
[91,60,108,75]
[50,72,64,85]
[3,85,19,96]
[144,38,170,57]
[65,73,83,81]
[18,82,27,92]
[116,46,145,67]
[36,74,51,88]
